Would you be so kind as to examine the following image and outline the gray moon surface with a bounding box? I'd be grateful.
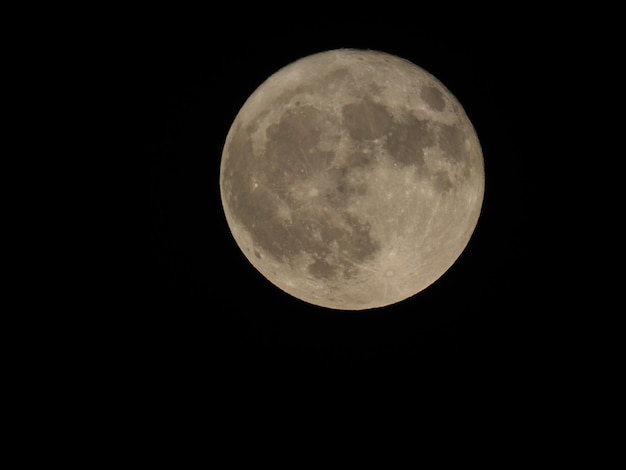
[220,49,484,310]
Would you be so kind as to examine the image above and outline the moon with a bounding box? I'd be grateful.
[220,49,484,310]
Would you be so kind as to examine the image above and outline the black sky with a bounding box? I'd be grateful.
[137,12,549,401]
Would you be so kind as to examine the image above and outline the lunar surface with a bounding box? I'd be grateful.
[220,49,484,310]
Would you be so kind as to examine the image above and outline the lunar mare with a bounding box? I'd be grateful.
[220,49,484,310]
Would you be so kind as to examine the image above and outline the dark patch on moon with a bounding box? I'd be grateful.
[385,113,436,168]
[308,258,335,279]
[343,215,379,261]
[319,67,354,93]
[265,105,337,173]
[421,85,446,111]
[323,163,369,208]
[305,213,380,281]
[221,123,254,202]
[228,180,291,260]
[322,167,350,207]
[342,98,393,141]
[224,106,471,280]
[223,104,382,283]
[437,123,467,164]
[432,171,453,192]
[350,148,378,167]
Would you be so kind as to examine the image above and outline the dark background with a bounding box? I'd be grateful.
[134,10,552,403]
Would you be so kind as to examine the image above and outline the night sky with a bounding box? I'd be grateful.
[135,11,552,406]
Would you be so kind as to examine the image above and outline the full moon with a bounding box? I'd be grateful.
[220,49,484,310]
